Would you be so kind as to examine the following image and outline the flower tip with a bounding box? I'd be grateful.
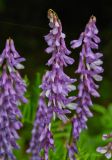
[8,36,12,40]
[90,15,96,22]
[47,8,60,28]
[7,37,14,45]
[6,38,10,44]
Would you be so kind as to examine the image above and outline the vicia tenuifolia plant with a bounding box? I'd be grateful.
[27,9,76,160]
[67,16,103,159]
[27,10,104,160]
[0,38,27,160]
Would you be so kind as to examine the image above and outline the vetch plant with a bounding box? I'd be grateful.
[44,9,76,122]
[0,38,27,160]
[67,16,103,159]
[27,9,76,160]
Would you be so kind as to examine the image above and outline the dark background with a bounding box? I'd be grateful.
[0,0,112,105]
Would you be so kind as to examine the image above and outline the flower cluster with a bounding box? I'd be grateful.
[0,38,27,160]
[97,133,112,159]
[67,16,103,159]
[44,9,76,122]
[27,93,54,160]
[27,9,76,160]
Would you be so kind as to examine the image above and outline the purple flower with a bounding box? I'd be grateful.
[97,133,112,159]
[68,16,103,159]
[96,133,112,159]
[44,9,76,122]
[0,38,27,160]
[67,142,78,160]
[27,95,54,160]
[27,9,76,160]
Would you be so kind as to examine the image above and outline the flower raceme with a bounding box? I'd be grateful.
[0,38,27,160]
[27,93,54,160]
[27,9,76,160]
[44,9,76,122]
[67,16,103,159]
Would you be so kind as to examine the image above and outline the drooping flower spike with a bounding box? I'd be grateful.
[67,16,103,159]
[27,9,76,160]
[0,38,27,160]
[97,133,112,159]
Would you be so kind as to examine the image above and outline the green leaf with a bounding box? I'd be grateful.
[92,104,106,114]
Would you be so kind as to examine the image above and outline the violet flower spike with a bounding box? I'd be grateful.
[44,9,76,122]
[27,93,54,160]
[0,38,27,160]
[68,16,103,160]
[27,9,76,160]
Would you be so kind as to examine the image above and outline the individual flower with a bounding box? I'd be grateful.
[0,38,27,160]
[27,9,76,160]
[68,16,103,159]
[97,133,112,159]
